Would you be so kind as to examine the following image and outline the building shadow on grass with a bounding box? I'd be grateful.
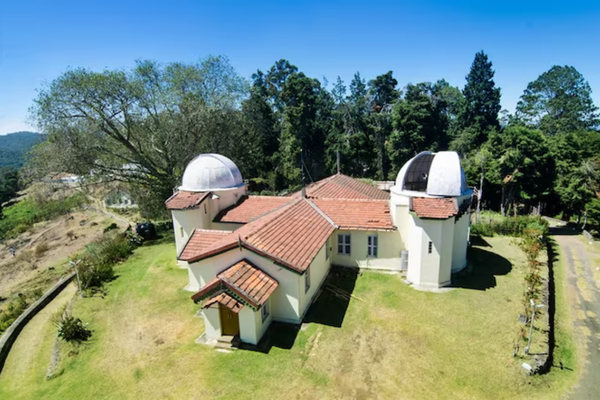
[303,266,359,328]
[242,266,359,354]
[451,246,512,290]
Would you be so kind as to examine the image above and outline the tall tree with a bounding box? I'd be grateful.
[368,71,400,179]
[516,65,599,136]
[278,72,330,186]
[387,83,446,171]
[29,56,248,216]
[452,51,501,154]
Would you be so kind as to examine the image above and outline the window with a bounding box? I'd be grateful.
[180,227,184,238]
[305,267,311,293]
[204,203,207,214]
[367,235,378,257]
[428,241,433,254]
[338,234,351,255]
[261,300,269,322]
[326,238,330,260]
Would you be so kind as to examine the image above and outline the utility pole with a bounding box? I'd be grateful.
[70,260,82,298]
[301,148,306,199]
[525,299,544,354]
[336,150,340,174]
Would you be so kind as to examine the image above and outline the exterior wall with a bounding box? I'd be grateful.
[209,186,247,219]
[211,222,243,232]
[410,217,454,288]
[331,229,404,271]
[239,298,272,345]
[202,306,221,339]
[172,206,212,255]
[452,212,470,272]
[189,248,301,323]
[298,242,331,317]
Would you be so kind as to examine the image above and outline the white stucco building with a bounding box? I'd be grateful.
[167,152,472,346]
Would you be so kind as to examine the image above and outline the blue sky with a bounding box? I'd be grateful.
[1,0,599,135]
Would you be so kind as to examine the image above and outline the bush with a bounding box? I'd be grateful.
[53,313,92,344]
[16,249,35,265]
[103,222,118,233]
[471,215,549,238]
[34,242,49,257]
[76,232,134,292]
[0,294,29,333]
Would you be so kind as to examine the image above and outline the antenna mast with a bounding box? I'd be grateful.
[301,148,306,198]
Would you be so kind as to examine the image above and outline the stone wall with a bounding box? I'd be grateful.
[0,273,76,375]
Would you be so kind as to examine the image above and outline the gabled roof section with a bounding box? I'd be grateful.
[179,199,336,273]
[179,229,232,260]
[410,197,457,219]
[291,173,390,200]
[312,199,395,231]
[165,191,210,210]
[214,195,294,224]
[191,259,278,311]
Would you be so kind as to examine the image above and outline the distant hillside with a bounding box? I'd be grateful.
[0,131,45,169]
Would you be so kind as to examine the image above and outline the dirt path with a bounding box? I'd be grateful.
[554,232,600,400]
[0,283,76,382]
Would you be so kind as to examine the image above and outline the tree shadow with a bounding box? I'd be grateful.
[451,247,512,290]
[548,226,582,236]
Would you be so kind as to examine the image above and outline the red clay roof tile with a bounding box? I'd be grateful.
[178,230,232,260]
[214,196,294,224]
[410,197,457,219]
[312,199,395,231]
[292,173,390,200]
[165,191,210,210]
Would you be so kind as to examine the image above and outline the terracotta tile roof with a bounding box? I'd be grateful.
[214,196,294,224]
[291,173,390,200]
[312,199,395,231]
[165,191,210,210]
[180,199,336,273]
[203,292,244,313]
[192,259,278,310]
[179,229,231,260]
[410,197,457,219]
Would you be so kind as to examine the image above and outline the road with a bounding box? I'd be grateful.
[554,232,600,400]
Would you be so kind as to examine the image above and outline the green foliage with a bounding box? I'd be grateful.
[0,132,45,169]
[76,232,134,293]
[0,192,87,240]
[0,291,44,334]
[471,214,549,237]
[452,51,501,154]
[516,65,599,136]
[53,313,92,344]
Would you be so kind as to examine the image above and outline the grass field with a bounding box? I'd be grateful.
[0,236,578,399]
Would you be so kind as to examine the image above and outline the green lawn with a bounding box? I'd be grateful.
[0,237,577,399]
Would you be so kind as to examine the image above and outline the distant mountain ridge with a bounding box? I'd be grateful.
[0,131,46,169]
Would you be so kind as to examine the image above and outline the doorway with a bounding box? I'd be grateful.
[219,305,240,336]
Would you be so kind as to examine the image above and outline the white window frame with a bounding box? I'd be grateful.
[367,235,378,258]
[179,227,184,237]
[305,267,311,293]
[261,300,269,322]
[338,234,351,255]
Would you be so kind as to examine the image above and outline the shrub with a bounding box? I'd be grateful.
[34,242,49,257]
[0,294,29,333]
[471,215,549,238]
[54,313,92,344]
[103,222,118,233]
[16,249,35,265]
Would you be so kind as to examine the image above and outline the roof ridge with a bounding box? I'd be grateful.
[312,197,389,203]
[306,199,338,228]
[194,228,232,234]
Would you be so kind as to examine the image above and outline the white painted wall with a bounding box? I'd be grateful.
[410,217,454,289]
[211,222,243,231]
[239,298,273,345]
[172,207,211,255]
[202,306,221,339]
[298,243,331,317]
[331,230,404,271]
[189,248,301,323]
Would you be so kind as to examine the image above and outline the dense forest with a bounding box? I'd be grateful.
[0,131,44,169]
[25,52,600,221]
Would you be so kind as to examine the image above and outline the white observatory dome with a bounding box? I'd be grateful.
[394,151,468,197]
[179,154,244,192]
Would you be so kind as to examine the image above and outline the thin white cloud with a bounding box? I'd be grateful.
[0,118,37,135]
